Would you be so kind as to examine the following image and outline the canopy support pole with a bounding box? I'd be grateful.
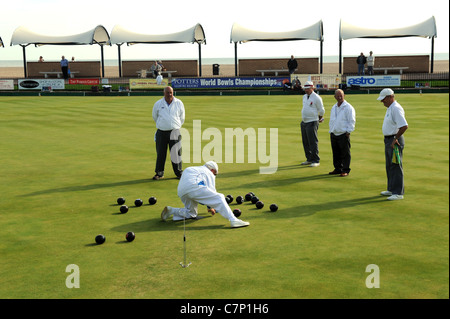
[198,42,202,77]
[430,37,435,73]
[339,39,342,74]
[21,45,28,78]
[100,45,105,78]
[234,42,238,76]
[117,44,123,77]
[320,40,323,74]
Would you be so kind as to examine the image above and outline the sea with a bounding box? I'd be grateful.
[0,53,448,67]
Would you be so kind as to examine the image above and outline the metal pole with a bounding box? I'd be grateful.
[22,45,27,78]
[100,45,105,78]
[117,44,122,78]
[339,40,342,74]
[430,37,435,74]
[320,40,323,74]
[234,42,238,76]
[198,42,202,77]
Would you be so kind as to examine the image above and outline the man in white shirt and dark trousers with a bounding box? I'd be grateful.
[300,81,325,167]
[152,86,185,180]
[377,88,408,200]
[161,161,250,228]
[328,89,356,177]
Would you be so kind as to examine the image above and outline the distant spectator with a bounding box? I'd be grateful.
[60,56,69,79]
[367,51,375,75]
[287,55,298,74]
[356,52,367,75]
[71,56,76,63]
[38,56,44,62]
[293,76,302,92]
[158,60,166,71]
[156,72,163,85]
[150,61,162,78]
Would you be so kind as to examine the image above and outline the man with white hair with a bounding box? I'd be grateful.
[161,161,250,228]
[377,88,408,200]
[300,81,325,167]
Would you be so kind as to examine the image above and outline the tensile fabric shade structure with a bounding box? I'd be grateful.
[110,23,206,77]
[10,25,111,77]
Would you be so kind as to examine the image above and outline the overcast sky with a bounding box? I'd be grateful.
[1,0,448,62]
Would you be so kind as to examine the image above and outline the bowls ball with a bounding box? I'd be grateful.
[270,203,278,212]
[117,197,125,205]
[236,195,244,204]
[120,205,129,214]
[233,209,242,218]
[134,199,143,207]
[255,201,264,209]
[126,231,135,242]
[95,234,106,245]
[148,196,157,205]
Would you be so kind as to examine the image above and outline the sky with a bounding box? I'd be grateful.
[1,0,448,63]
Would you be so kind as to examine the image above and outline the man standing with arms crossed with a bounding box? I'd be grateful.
[377,88,408,200]
[328,89,356,177]
[300,81,325,167]
[152,86,184,180]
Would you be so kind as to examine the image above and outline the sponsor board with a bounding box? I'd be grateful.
[171,77,289,89]
[0,80,14,90]
[346,75,401,87]
[69,78,100,85]
[129,78,169,89]
[18,79,65,90]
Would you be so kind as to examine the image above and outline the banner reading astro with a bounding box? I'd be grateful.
[129,78,169,89]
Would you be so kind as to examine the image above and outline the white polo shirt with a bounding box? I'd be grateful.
[382,101,408,136]
[152,96,185,131]
[302,91,325,123]
[329,100,356,136]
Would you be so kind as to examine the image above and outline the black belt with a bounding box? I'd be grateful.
[384,135,396,139]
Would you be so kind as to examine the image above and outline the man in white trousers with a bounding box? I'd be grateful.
[161,161,250,228]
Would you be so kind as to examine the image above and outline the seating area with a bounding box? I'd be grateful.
[122,60,198,78]
[238,58,319,76]
[27,61,101,78]
[343,55,429,74]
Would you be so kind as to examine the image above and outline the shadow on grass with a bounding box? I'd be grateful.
[110,214,228,233]
[22,178,158,197]
[243,195,386,220]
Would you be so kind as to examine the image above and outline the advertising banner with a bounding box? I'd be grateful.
[171,77,289,89]
[290,74,342,90]
[0,80,14,90]
[69,78,100,85]
[18,79,65,90]
[346,75,401,87]
[129,78,169,89]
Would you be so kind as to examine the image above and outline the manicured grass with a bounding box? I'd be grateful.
[0,93,448,299]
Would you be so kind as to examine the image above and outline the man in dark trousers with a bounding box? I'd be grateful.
[328,89,356,177]
[356,52,367,75]
[152,86,185,180]
[287,55,298,74]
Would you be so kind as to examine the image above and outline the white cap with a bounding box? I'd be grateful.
[377,88,394,100]
[304,81,314,89]
[204,161,219,174]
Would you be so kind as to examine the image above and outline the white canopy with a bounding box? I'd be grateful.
[10,25,110,46]
[110,23,206,45]
[338,16,437,73]
[340,16,437,40]
[230,21,323,43]
[230,21,324,75]
[10,25,110,77]
[110,23,206,77]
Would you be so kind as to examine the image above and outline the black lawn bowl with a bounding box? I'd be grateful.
[236,196,244,204]
[134,199,143,207]
[255,201,264,209]
[251,196,259,204]
[270,204,278,212]
[148,196,157,205]
[117,197,125,205]
[95,234,106,245]
[233,209,242,218]
[120,205,129,214]
[126,231,135,242]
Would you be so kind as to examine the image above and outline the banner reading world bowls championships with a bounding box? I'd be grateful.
[172,77,289,89]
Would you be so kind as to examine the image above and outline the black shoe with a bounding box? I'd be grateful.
[329,170,341,175]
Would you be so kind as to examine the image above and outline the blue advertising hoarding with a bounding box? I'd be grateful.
[346,75,401,87]
[172,77,289,89]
